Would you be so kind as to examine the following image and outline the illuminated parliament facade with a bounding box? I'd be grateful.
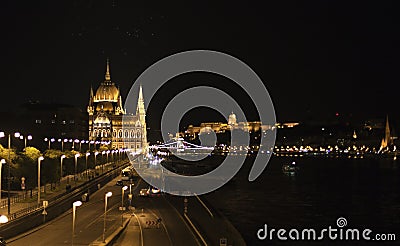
[87,60,147,150]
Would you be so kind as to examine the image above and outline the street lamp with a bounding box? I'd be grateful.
[24,135,32,149]
[121,186,128,227]
[106,150,110,171]
[60,155,66,180]
[0,131,24,215]
[37,156,44,204]
[50,138,55,149]
[103,192,112,243]
[0,215,8,224]
[89,141,94,151]
[102,151,106,173]
[121,186,128,207]
[63,139,68,152]
[72,200,82,246]
[94,152,99,172]
[111,150,114,164]
[44,138,50,150]
[80,140,85,152]
[72,139,79,150]
[74,153,80,183]
[0,159,5,202]
[85,152,90,180]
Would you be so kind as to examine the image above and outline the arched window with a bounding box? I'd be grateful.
[131,130,135,138]
[113,130,117,137]
[118,130,123,138]
[136,130,141,138]
[125,130,129,138]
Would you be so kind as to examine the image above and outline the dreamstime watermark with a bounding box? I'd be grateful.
[257,217,396,242]
[123,50,276,196]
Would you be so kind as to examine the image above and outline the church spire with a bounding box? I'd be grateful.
[136,85,145,117]
[105,58,111,81]
[380,115,392,151]
[90,85,94,99]
[136,85,147,148]
[87,85,95,115]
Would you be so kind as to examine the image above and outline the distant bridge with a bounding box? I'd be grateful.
[149,138,214,151]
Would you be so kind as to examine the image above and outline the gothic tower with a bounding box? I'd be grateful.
[136,85,148,149]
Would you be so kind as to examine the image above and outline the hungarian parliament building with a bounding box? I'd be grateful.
[87,60,147,151]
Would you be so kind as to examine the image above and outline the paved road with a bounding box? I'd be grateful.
[8,176,135,246]
[113,182,200,246]
[8,175,200,246]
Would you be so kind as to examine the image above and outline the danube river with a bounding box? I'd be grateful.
[198,155,400,245]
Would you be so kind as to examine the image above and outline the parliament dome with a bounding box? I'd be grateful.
[93,59,120,102]
[94,82,120,102]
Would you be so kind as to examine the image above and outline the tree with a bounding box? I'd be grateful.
[14,147,43,192]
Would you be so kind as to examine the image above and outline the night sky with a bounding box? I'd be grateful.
[1,1,399,125]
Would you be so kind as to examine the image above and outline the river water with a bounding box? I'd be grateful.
[200,155,400,245]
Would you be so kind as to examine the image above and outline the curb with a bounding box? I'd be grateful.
[89,215,131,246]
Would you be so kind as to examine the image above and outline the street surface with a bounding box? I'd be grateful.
[8,175,199,246]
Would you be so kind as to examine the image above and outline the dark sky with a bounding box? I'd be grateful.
[1,0,399,125]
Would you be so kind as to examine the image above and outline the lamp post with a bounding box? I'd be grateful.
[80,140,85,152]
[106,150,110,171]
[89,141,94,151]
[44,138,49,150]
[73,139,79,150]
[94,152,99,173]
[60,155,66,180]
[103,192,112,243]
[37,156,44,204]
[121,186,128,207]
[25,135,32,149]
[85,152,90,180]
[58,138,67,152]
[0,131,23,215]
[63,139,68,152]
[72,200,82,246]
[121,186,128,227]
[74,153,80,184]
[0,159,5,202]
[101,151,105,173]
[44,138,55,149]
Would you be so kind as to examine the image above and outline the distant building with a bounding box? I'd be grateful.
[184,112,274,140]
[87,60,147,150]
[0,101,88,149]
[379,115,394,151]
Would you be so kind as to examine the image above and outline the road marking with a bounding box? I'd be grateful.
[162,196,202,246]
[132,212,144,246]
[184,213,208,246]
[147,207,173,246]
[194,194,214,218]
[84,202,119,229]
